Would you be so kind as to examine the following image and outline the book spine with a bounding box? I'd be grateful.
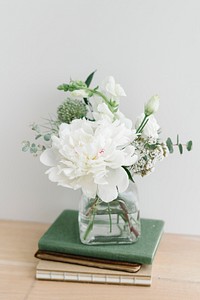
[36,271,151,286]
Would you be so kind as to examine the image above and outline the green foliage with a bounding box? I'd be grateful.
[22,118,60,156]
[186,140,193,151]
[21,141,45,156]
[166,135,193,155]
[22,141,30,152]
[83,70,96,105]
[58,71,96,92]
[44,133,51,141]
[57,71,120,116]
[146,143,159,150]
[122,166,134,182]
[178,143,183,154]
[85,70,96,87]
[109,99,119,113]
[166,137,174,153]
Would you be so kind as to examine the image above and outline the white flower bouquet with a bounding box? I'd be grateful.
[22,71,192,244]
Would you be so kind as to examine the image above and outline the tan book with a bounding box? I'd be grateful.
[36,260,152,286]
[35,250,141,273]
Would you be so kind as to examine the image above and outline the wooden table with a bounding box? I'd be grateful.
[0,220,200,300]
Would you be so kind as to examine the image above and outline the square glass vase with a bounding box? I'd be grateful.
[78,181,141,245]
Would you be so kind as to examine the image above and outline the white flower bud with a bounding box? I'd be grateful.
[71,89,88,98]
[144,95,160,116]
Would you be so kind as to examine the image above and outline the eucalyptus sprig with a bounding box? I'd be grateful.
[166,135,193,155]
[22,118,60,156]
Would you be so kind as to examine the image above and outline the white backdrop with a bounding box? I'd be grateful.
[0,0,199,235]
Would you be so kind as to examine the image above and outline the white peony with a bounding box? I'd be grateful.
[40,119,137,202]
[135,113,160,139]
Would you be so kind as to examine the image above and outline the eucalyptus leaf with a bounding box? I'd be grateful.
[22,140,30,147]
[166,137,174,153]
[22,145,30,152]
[31,124,40,133]
[30,144,37,153]
[186,140,193,151]
[35,134,42,140]
[178,143,183,154]
[44,134,51,141]
[21,141,30,152]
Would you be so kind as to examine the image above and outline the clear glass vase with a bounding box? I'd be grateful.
[78,181,141,245]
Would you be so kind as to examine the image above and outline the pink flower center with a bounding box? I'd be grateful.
[98,149,105,155]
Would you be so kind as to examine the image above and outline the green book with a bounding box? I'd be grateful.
[37,210,164,265]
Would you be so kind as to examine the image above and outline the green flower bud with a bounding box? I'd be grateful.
[57,99,87,124]
[68,80,87,91]
[144,95,159,116]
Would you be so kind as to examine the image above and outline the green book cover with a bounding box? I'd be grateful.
[38,210,164,265]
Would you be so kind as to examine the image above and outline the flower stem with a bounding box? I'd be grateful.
[83,196,101,241]
[136,114,149,134]
[85,196,100,216]
[139,118,149,132]
[85,88,117,114]
[83,212,96,240]
[107,203,112,233]
[119,201,139,238]
[90,89,109,105]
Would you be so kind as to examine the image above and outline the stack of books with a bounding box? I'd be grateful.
[35,210,164,286]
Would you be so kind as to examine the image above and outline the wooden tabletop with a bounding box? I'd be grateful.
[0,219,200,300]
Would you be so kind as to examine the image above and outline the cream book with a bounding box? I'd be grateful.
[36,260,152,286]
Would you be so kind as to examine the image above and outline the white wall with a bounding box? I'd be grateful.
[0,0,199,235]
